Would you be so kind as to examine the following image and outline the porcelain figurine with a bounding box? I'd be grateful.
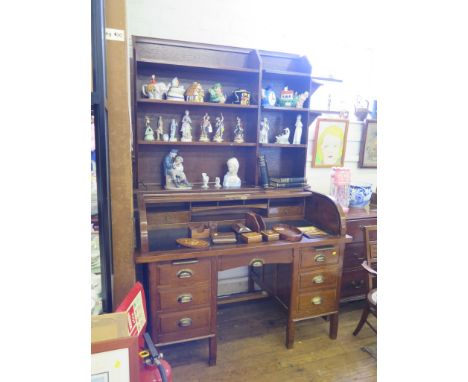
[275,127,291,144]
[141,75,169,100]
[163,133,169,142]
[185,82,205,102]
[214,177,221,189]
[166,77,185,101]
[199,113,213,142]
[169,118,178,142]
[233,116,244,143]
[144,116,155,141]
[261,86,276,106]
[163,149,192,190]
[213,113,225,143]
[156,115,164,141]
[163,149,178,189]
[223,157,241,189]
[259,117,270,143]
[208,83,226,103]
[180,110,193,142]
[232,88,251,105]
[279,86,296,107]
[292,115,303,144]
[295,91,310,108]
[201,173,209,189]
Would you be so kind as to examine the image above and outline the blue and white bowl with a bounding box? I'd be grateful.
[349,183,373,208]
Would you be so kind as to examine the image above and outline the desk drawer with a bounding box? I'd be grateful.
[343,243,366,270]
[300,247,339,268]
[157,258,211,286]
[157,307,211,336]
[299,266,339,290]
[340,269,368,299]
[298,289,337,316]
[218,249,292,271]
[346,218,376,243]
[157,283,210,312]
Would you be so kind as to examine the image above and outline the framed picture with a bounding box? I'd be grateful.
[311,118,349,167]
[359,119,377,168]
[91,336,139,382]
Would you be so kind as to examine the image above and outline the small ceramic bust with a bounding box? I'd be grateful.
[144,116,155,141]
[292,115,303,144]
[275,127,291,144]
[214,177,221,189]
[223,157,241,189]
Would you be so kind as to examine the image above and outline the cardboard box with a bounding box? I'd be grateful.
[91,312,129,342]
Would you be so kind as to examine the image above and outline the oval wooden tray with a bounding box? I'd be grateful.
[176,238,210,248]
[272,224,303,242]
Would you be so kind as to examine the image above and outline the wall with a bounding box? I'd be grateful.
[125,0,377,294]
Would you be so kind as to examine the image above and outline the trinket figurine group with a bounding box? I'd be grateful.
[142,75,252,105]
[144,111,245,144]
[259,114,303,145]
[261,85,309,108]
[163,150,241,191]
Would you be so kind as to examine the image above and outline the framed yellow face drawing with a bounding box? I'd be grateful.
[311,118,349,168]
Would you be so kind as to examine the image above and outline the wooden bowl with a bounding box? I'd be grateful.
[272,224,303,242]
[176,238,210,249]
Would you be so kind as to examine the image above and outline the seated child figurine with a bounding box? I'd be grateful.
[223,157,241,189]
[172,155,192,188]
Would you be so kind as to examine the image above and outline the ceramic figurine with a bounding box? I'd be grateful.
[223,157,241,189]
[214,177,221,189]
[156,115,164,141]
[295,91,310,108]
[208,83,226,103]
[180,110,193,142]
[261,86,276,106]
[169,118,178,142]
[232,88,251,105]
[163,149,192,190]
[275,127,291,144]
[166,77,185,101]
[143,116,155,141]
[199,113,213,142]
[185,82,205,102]
[292,115,303,144]
[233,116,244,143]
[259,117,270,143]
[279,86,296,107]
[201,173,209,189]
[141,74,169,100]
[163,133,169,142]
[213,113,224,143]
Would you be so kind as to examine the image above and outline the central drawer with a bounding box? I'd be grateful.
[297,289,337,316]
[156,258,211,286]
[300,246,339,268]
[156,282,211,312]
[299,266,339,290]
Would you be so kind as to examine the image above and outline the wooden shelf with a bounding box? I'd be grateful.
[137,98,259,109]
[260,143,307,148]
[311,76,343,83]
[262,106,310,112]
[138,140,257,147]
[136,59,259,74]
[262,69,311,78]
[310,109,342,115]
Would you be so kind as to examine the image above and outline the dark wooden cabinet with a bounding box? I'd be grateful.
[340,208,377,302]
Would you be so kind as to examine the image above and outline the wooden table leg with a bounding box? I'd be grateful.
[329,313,339,339]
[208,336,217,366]
[286,319,295,349]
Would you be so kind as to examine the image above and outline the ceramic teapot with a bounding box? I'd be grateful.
[141,74,169,100]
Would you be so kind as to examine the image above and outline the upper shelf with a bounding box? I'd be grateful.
[137,98,259,109]
[262,106,310,113]
[136,59,260,74]
[262,69,311,78]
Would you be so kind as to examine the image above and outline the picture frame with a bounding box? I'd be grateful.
[91,336,139,382]
[311,118,349,168]
[358,119,377,168]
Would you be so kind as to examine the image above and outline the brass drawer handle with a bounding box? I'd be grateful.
[351,280,365,289]
[178,317,192,327]
[250,259,264,267]
[177,269,193,279]
[311,296,323,305]
[177,294,193,304]
[312,275,324,284]
[172,259,199,265]
[314,254,326,263]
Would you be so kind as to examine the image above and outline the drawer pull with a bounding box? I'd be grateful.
[314,254,326,263]
[177,269,193,279]
[312,275,324,284]
[172,259,199,265]
[250,259,264,267]
[178,317,192,327]
[332,251,337,256]
[351,280,365,289]
[177,294,193,304]
[311,296,323,305]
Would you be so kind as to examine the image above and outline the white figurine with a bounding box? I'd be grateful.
[275,127,291,144]
[213,113,224,143]
[171,155,192,188]
[156,115,164,141]
[234,116,244,143]
[292,115,303,144]
[200,113,213,142]
[201,173,209,189]
[223,157,241,188]
[144,116,155,141]
[214,177,221,189]
[180,110,193,142]
[259,117,269,143]
[169,118,178,142]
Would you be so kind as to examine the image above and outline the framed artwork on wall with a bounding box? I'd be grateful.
[358,119,377,168]
[311,118,349,168]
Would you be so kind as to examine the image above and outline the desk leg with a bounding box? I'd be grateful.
[248,266,255,292]
[329,313,339,339]
[286,319,295,349]
[209,336,217,366]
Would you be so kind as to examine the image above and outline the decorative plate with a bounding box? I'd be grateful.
[176,238,210,249]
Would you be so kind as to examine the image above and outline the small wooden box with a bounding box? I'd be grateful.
[261,229,280,242]
[240,232,263,244]
[189,223,210,239]
[211,232,237,244]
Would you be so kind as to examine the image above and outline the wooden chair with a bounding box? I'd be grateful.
[353,225,377,335]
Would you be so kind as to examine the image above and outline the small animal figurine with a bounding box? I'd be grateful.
[292,115,303,144]
[143,116,155,141]
[201,173,210,189]
[275,128,291,144]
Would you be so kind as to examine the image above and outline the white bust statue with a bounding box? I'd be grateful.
[223,157,241,188]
